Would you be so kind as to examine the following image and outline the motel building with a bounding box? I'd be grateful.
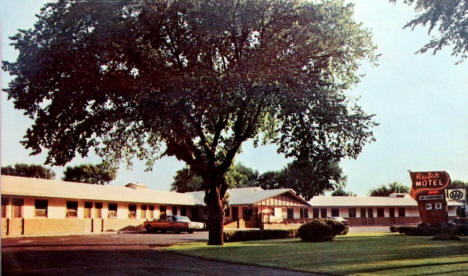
[309,194,461,226]
[1,176,312,236]
[1,175,462,236]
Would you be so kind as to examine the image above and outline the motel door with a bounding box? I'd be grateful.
[232,207,238,220]
[389,208,395,224]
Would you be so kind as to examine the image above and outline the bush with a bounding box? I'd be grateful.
[398,224,460,237]
[298,219,344,242]
[223,229,298,242]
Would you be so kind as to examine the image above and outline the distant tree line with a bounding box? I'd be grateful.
[1,162,116,184]
[1,163,56,179]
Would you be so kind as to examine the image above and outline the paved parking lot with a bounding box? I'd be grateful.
[2,232,319,276]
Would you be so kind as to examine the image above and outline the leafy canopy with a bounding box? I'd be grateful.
[3,0,377,175]
[1,163,56,179]
[392,0,468,63]
[63,163,117,185]
[369,181,410,196]
[259,160,347,200]
[171,162,258,192]
[331,187,356,196]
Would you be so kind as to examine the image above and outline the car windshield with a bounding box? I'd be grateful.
[174,215,190,222]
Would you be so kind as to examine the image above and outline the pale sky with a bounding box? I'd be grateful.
[1,0,467,195]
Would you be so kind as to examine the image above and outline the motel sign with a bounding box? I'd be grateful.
[409,171,451,225]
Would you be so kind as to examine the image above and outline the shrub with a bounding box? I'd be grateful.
[223,229,298,242]
[298,219,343,242]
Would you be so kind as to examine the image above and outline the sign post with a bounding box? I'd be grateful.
[409,171,451,225]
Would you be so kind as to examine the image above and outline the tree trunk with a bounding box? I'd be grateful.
[204,173,226,245]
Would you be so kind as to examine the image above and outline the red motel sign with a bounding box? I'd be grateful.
[409,171,451,225]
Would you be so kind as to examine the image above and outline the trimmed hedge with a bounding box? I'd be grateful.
[223,229,298,242]
[398,224,460,236]
[298,219,346,242]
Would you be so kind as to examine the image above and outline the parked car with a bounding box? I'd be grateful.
[144,215,205,234]
[327,217,349,235]
[328,217,349,225]
[449,217,468,235]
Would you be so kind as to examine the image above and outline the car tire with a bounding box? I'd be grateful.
[146,225,153,233]
[188,229,194,234]
[174,229,181,234]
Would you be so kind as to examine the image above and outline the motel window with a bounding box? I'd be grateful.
[148,206,154,218]
[225,207,231,217]
[303,208,309,219]
[2,198,8,218]
[360,208,366,218]
[141,205,147,219]
[108,203,118,218]
[172,206,178,216]
[389,208,395,218]
[12,198,24,218]
[84,202,92,218]
[66,201,78,218]
[95,202,103,218]
[349,208,356,218]
[320,208,327,218]
[331,208,339,217]
[160,206,166,219]
[313,208,319,218]
[377,208,385,217]
[181,206,187,216]
[128,204,137,218]
[300,208,304,219]
[398,208,405,217]
[367,208,374,218]
[35,199,48,217]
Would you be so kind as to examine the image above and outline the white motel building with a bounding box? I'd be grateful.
[1,175,461,236]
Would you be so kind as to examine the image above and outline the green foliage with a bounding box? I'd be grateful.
[1,163,55,179]
[450,180,468,188]
[225,163,259,189]
[392,0,468,63]
[223,229,298,242]
[331,187,356,196]
[259,160,347,200]
[171,162,258,192]
[3,0,377,244]
[369,181,410,196]
[170,167,204,192]
[298,219,344,242]
[63,163,117,185]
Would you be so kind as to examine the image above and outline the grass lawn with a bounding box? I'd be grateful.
[167,233,468,275]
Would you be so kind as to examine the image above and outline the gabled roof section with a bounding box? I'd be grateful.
[1,175,204,206]
[188,187,310,206]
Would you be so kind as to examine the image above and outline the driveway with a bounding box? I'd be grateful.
[2,232,320,276]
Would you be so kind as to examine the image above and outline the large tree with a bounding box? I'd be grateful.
[1,163,56,179]
[259,160,347,200]
[3,0,377,245]
[63,163,117,184]
[369,181,410,196]
[392,0,468,63]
